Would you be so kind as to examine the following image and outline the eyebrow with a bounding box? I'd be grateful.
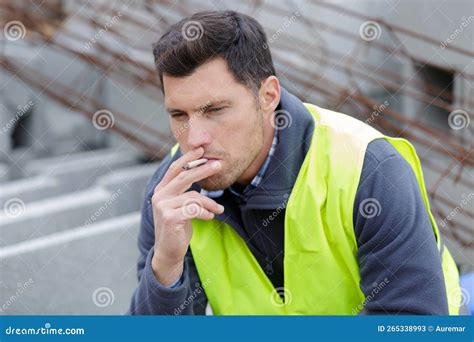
[166,100,231,115]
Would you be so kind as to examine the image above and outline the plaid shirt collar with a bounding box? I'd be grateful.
[201,125,279,200]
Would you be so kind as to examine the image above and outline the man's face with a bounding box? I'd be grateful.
[163,58,264,191]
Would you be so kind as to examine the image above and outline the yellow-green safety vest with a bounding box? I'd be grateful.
[172,103,461,315]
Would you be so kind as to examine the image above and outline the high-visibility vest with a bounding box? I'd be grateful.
[180,104,461,315]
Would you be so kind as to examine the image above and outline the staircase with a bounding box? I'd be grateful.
[0,147,160,314]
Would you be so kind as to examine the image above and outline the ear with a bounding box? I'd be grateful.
[258,76,281,115]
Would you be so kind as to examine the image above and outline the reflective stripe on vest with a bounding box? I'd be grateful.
[169,103,461,315]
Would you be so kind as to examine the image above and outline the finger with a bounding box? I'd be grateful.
[164,160,222,195]
[156,147,204,192]
[165,191,224,215]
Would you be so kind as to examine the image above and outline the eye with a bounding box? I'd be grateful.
[171,113,187,120]
[209,107,225,113]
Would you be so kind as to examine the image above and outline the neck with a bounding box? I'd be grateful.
[236,122,275,186]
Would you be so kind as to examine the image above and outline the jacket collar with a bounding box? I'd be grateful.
[240,87,315,208]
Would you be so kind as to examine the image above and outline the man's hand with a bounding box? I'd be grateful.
[150,147,224,286]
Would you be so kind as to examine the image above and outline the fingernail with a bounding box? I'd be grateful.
[218,205,224,212]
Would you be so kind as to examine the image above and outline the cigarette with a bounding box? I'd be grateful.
[182,158,208,170]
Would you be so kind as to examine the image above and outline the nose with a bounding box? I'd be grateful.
[186,117,212,149]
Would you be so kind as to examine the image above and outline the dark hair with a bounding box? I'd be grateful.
[152,10,276,94]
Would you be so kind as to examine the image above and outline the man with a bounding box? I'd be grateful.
[129,10,460,315]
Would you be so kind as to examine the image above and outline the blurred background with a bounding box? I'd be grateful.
[0,0,472,315]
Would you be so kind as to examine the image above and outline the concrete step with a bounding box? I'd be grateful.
[0,176,61,208]
[95,162,159,213]
[0,187,121,247]
[22,148,142,193]
[0,212,140,314]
